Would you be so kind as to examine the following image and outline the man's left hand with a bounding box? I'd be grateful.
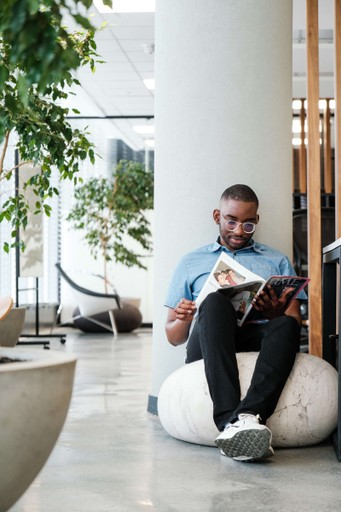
[252,285,294,319]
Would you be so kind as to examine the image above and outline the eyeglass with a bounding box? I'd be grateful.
[220,213,257,234]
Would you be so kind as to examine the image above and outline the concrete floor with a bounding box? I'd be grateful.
[10,328,341,512]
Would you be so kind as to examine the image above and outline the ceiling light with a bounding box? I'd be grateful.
[319,99,335,110]
[133,125,155,135]
[292,137,322,146]
[292,100,303,110]
[143,78,155,90]
[93,0,155,13]
[292,137,303,146]
[145,140,155,148]
[292,137,309,146]
[143,43,155,55]
[292,119,306,133]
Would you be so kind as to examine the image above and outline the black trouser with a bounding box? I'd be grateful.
[186,291,301,431]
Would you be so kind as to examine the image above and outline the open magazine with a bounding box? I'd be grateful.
[195,252,309,326]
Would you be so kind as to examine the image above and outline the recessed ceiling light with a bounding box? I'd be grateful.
[143,78,155,90]
[145,139,155,148]
[133,125,155,135]
[93,0,155,13]
[143,43,155,55]
[292,99,302,110]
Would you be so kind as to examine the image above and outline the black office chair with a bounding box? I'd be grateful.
[293,207,335,277]
[293,207,335,350]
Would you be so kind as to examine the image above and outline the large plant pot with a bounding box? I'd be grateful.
[0,307,26,347]
[0,347,76,512]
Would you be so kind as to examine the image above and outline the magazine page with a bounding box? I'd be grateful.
[239,275,310,326]
[195,252,264,309]
[218,281,265,324]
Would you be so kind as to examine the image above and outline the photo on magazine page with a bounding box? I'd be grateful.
[195,252,262,308]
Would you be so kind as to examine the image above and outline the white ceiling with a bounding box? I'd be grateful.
[293,0,334,98]
[66,0,335,150]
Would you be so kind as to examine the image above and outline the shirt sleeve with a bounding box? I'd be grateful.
[164,257,193,309]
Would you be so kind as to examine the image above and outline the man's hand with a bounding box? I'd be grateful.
[174,298,197,322]
[252,285,295,319]
[165,298,197,346]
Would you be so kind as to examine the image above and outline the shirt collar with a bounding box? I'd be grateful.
[209,237,263,254]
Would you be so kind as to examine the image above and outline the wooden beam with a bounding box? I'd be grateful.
[306,0,322,356]
[335,0,341,237]
[323,100,332,193]
[299,100,307,193]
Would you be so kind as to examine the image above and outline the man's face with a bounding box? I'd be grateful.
[213,198,259,252]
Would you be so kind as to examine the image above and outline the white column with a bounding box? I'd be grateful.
[149,0,293,411]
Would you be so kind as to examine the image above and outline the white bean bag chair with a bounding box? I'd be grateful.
[158,352,338,448]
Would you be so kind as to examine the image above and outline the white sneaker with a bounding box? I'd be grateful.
[215,413,274,462]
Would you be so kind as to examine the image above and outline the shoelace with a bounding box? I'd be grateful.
[225,413,261,430]
[238,413,261,422]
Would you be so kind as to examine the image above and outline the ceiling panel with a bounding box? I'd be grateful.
[65,2,334,152]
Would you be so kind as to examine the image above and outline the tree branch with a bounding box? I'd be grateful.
[0,130,11,175]
[0,160,34,183]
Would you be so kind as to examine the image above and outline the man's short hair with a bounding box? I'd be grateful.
[220,184,259,207]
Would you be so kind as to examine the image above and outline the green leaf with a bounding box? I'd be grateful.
[0,0,111,252]
[81,0,94,8]
[66,160,154,270]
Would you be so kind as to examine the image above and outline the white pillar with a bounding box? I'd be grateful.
[148,0,293,412]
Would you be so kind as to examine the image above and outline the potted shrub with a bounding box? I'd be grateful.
[0,0,101,252]
[66,159,154,291]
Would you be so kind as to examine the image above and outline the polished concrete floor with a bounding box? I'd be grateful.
[10,327,341,512]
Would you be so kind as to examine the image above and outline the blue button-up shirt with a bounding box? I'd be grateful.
[165,239,307,308]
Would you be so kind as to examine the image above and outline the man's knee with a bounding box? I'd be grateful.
[277,315,300,334]
[267,315,301,349]
[200,291,235,313]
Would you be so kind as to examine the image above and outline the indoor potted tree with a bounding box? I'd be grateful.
[0,1,102,331]
[66,159,154,290]
[0,0,101,251]
[65,159,154,331]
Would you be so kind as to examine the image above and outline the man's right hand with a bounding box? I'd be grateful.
[174,298,197,322]
[165,298,197,346]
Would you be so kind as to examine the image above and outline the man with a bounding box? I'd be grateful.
[164,184,306,462]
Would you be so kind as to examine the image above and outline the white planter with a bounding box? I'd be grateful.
[0,347,76,512]
[0,307,26,347]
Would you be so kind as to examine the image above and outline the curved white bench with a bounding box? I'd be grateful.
[158,352,338,448]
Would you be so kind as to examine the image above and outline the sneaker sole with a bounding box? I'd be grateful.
[215,428,272,460]
[219,446,274,462]
[232,446,274,462]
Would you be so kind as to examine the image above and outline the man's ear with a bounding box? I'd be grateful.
[256,214,260,224]
[213,209,220,224]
